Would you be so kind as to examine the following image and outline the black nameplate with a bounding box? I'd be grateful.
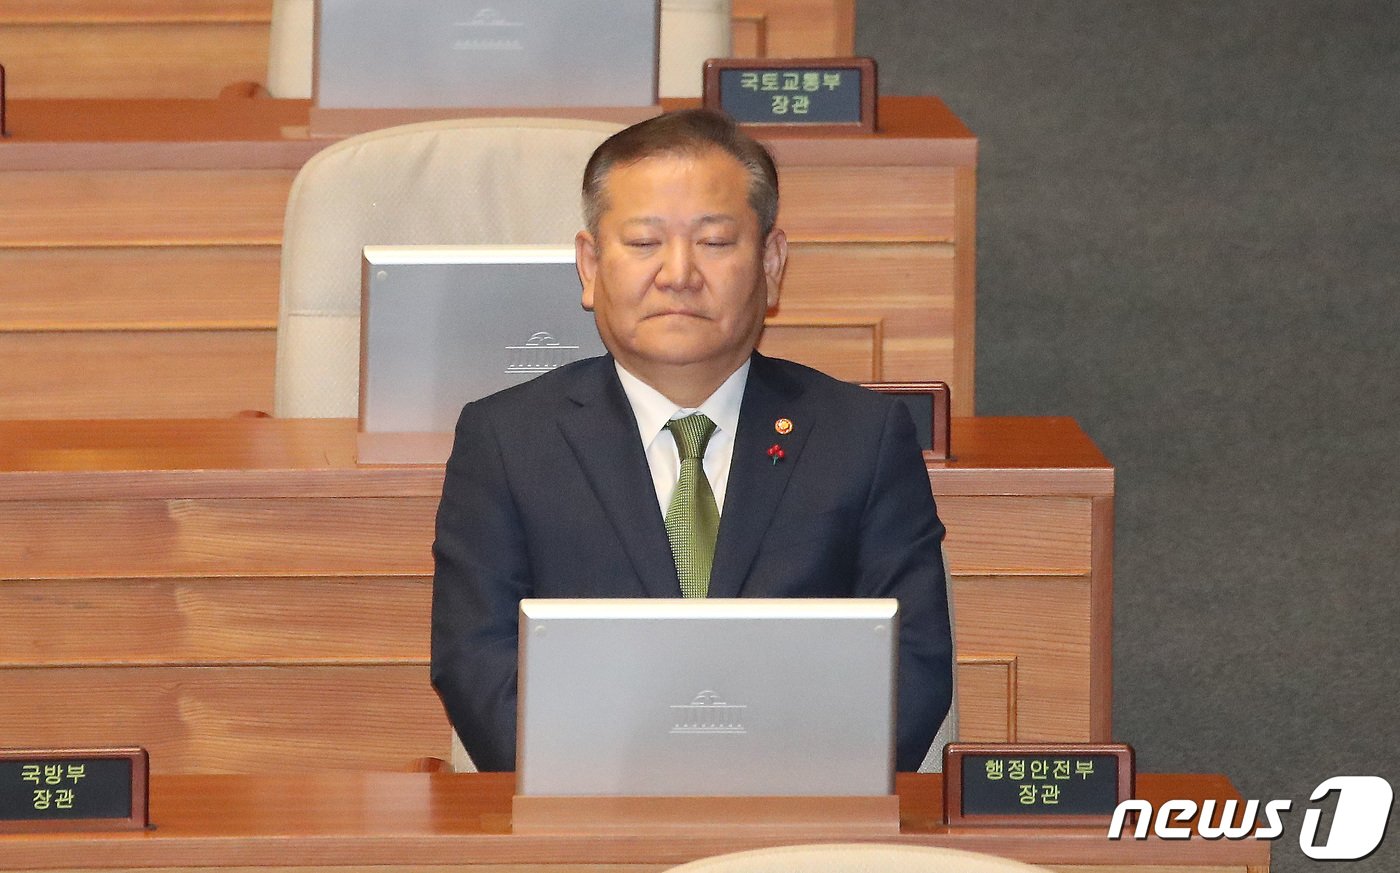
[944,743,1134,826]
[703,57,876,134]
[1,64,8,138]
[0,748,148,833]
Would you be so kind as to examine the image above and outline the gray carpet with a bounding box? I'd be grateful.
[858,2,1400,870]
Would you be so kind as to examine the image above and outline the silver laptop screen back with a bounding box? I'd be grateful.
[517,598,898,797]
[361,245,606,433]
[316,0,659,108]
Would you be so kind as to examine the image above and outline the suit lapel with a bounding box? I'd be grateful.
[708,354,813,598]
[557,359,682,598]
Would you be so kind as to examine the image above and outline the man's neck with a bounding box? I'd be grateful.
[616,357,749,409]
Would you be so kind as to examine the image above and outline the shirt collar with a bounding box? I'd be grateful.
[615,359,750,445]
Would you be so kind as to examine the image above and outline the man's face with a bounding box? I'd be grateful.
[575,148,787,393]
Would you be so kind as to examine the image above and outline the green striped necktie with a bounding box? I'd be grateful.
[665,413,719,598]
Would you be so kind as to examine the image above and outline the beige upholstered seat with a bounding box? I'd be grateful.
[666,844,1053,873]
[274,117,622,418]
[265,0,730,100]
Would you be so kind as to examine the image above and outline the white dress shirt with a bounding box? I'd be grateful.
[614,360,750,518]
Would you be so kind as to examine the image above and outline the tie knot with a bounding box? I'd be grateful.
[667,413,716,462]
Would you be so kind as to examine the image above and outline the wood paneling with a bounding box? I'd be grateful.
[0,665,448,774]
[0,496,436,579]
[0,170,292,246]
[0,868,671,873]
[1050,868,1248,873]
[952,166,978,414]
[0,330,274,419]
[2,494,1090,582]
[782,242,955,305]
[0,246,279,331]
[939,497,1094,574]
[0,1,272,24]
[1,0,848,100]
[731,0,854,56]
[0,96,975,417]
[772,242,957,383]
[0,23,269,99]
[955,657,1017,743]
[0,773,1265,871]
[0,868,675,873]
[0,576,430,666]
[0,2,273,100]
[731,14,768,57]
[954,575,1093,741]
[0,865,1247,873]
[0,419,1110,772]
[780,166,957,242]
[759,318,880,381]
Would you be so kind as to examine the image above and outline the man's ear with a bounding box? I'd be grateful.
[762,228,788,311]
[575,230,598,310]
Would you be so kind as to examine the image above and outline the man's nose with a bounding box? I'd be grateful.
[655,239,702,292]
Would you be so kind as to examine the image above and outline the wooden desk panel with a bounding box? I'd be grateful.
[0,330,275,419]
[0,169,292,246]
[0,576,430,665]
[1,0,854,99]
[732,0,855,58]
[0,95,977,419]
[0,773,1270,872]
[0,246,279,331]
[0,666,447,774]
[0,417,1111,771]
[0,1,273,100]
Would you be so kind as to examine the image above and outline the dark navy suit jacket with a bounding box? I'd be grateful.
[430,352,952,772]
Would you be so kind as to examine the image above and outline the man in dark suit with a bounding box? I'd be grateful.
[431,109,952,773]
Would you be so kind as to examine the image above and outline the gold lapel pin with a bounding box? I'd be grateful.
[774,418,793,435]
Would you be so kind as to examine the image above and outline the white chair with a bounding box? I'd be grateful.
[659,0,732,98]
[265,0,731,100]
[266,0,314,99]
[276,116,621,768]
[274,116,621,417]
[666,844,1053,873]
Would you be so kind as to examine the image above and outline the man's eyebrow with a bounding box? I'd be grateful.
[618,214,739,228]
[693,213,739,227]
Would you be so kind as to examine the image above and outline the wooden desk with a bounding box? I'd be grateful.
[0,416,1110,773]
[0,773,1269,872]
[0,94,976,419]
[0,0,854,99]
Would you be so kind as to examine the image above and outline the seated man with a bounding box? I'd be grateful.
[431,109,952,772]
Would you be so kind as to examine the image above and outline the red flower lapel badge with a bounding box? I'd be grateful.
[768,418,792,465]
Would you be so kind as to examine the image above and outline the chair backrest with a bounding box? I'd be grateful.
[274,116,622,417]
[266,0,314,99]
[267,0,731,100]
[659,0,731,98]
[666,844,1053,873]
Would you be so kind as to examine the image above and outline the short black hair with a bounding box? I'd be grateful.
[581,109,779,237]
